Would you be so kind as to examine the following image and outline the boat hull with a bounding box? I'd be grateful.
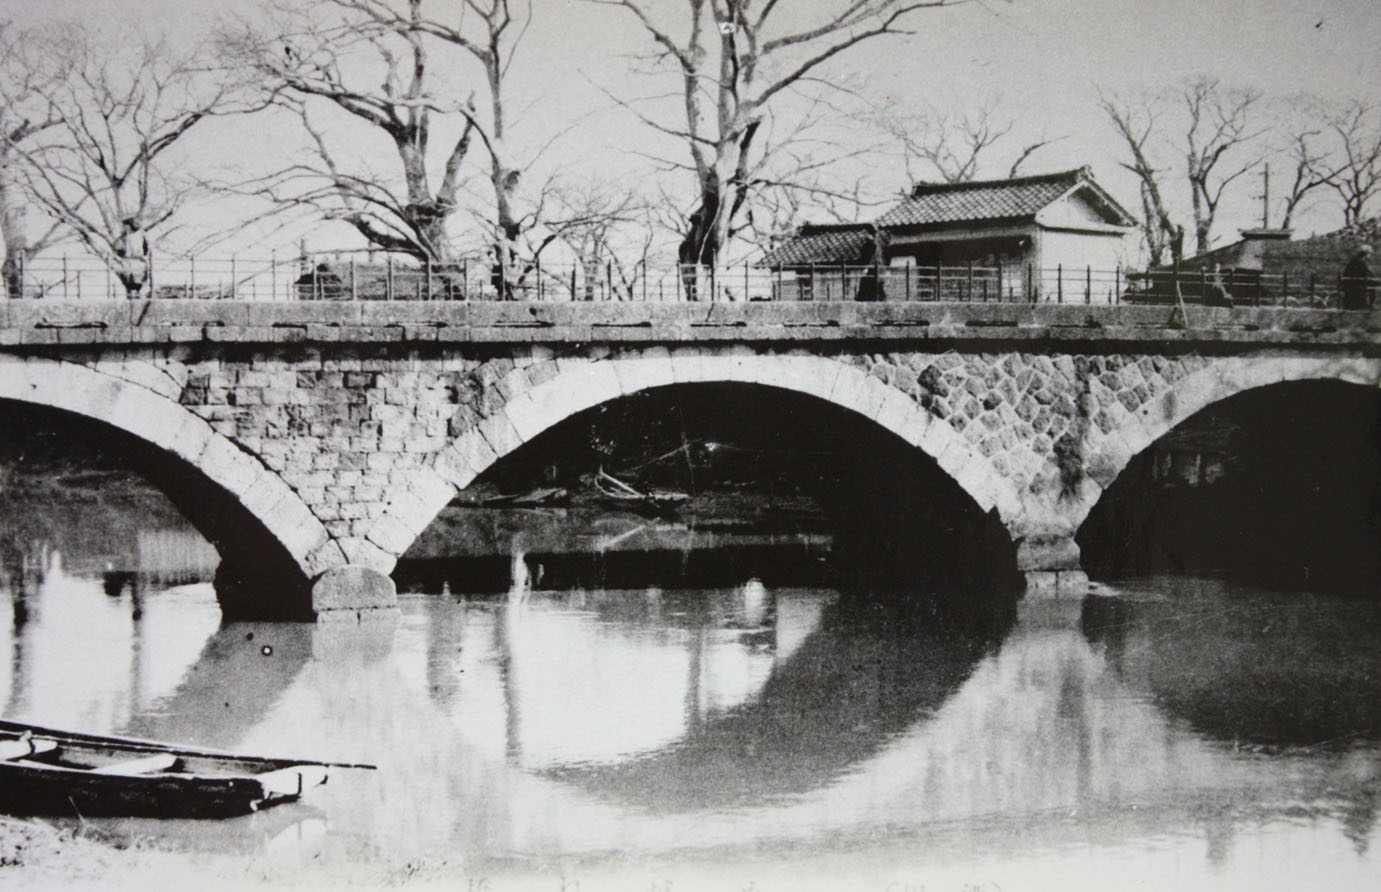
[0,761,293,818]
[0,720,331,818]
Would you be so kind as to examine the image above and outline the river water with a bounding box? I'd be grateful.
[1,508,1378,890]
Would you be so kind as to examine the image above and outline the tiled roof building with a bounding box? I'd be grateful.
[760,168,1136,302]
[758,224,874,268]
[875,168,1132,230]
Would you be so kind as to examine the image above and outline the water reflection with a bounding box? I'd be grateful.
[0,555,1377,885]
[397,506,833,594]
[456,583,814,772]
[534,590,1000,809]
[1082,577,1381,748]
[121,622,314,748]
[0,549,223,735]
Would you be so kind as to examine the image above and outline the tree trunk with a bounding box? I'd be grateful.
[0,167,29,299]
[397,133,458,265]
[113,229,151,299]
[678,177,726,301]
[115,267,148,299]
[1,255,22,299]
[489,217,520,301]
[411,205,455,265]
[1194,218,1213,257]
[677,226,712,302]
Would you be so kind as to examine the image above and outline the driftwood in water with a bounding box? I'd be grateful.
[594,468,690,517]
[478,486,569,507]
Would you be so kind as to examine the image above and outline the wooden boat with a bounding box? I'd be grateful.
[0,719,369,819]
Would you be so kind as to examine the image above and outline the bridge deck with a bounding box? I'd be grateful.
[1,301,1377,349]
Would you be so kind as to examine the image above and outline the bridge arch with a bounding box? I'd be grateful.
[364,349,1022,574]
[1071,354,1381,533]
[0,355,333,616]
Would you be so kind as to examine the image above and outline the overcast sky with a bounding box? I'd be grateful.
[3,0,1377,255]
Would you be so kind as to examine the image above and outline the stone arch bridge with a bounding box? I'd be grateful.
[1,299,1377,619]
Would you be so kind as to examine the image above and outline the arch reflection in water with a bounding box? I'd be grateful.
[352,585,1377,873]
[525,590,1002,809]
[1081,576,1381,749]
[0,554,320,748]
[1,552,1378,884]
[453,582,837,772]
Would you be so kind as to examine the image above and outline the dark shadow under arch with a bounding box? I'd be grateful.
[0,400,312,620]
[1079,379,1381,594]
[403,382,1022,616]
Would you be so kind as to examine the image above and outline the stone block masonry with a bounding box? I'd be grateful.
[0,300,1377,618]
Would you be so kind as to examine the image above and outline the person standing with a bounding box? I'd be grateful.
[1205,262,1234,307]
[1340,244,1375,310]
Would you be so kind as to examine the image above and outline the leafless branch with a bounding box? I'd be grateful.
[589,0,963,276]
[1100,91,1180,265]
[15,27,262,296]
[869,96,1057,184]
[1183,76,1266,253]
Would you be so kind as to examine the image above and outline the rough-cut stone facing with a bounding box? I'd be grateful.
[854,349,1211,513]
[4,333,1377,616]
[90,344,1380,575]
[163,350,490,560]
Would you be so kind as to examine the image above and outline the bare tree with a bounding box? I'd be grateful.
[18,30,257,298]
[1254,96,1381,231]
[1183,77,1264,254]
[591,0,963,295]
[224,1,479,262]
[872,97,1057,184]
[742,171,880,255]
[548,179,659,300]
[0,22,63,297]
[1318,100,1381,227]
[1102,79,1264,264]
[412,0,531,293]
[451,175,661,299]
[1277,127,1333,230]
[1100,95,1181,266]
[228,0,550,295]
[1258,95,1334,230]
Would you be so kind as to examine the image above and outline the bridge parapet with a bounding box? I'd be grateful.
[0,300,1377,349]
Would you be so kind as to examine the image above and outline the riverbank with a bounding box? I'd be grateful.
[0,816,251,890]
[0,814,407,890]
[0,816,134,888]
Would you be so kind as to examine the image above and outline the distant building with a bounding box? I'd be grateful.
[1150,218,1381,308]
[760,167,1136,302]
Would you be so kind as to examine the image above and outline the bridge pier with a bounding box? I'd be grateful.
[1023,569,1090,599]
[1016,534,1090,600]
[312,565,399,617]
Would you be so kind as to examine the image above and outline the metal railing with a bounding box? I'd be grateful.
[4,253,1376,309]
[7,254,297,302]
[1124,267,1375,309]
